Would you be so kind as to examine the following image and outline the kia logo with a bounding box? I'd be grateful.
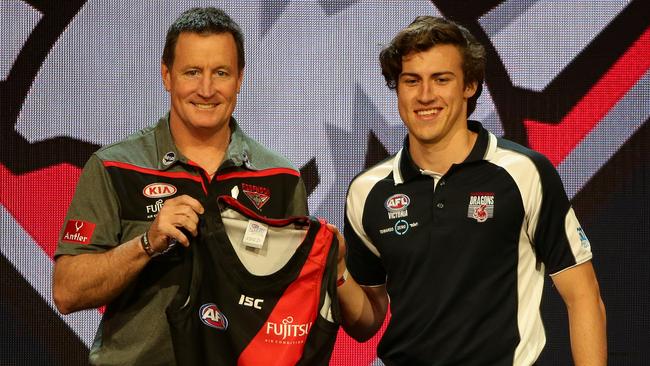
[142,183,177,198]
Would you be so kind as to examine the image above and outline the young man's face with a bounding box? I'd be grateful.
[162,32,243,135]
[397,44,477,148]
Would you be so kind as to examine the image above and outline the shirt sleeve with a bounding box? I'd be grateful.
[286,175,309,217]
[55,154,122,258]
[344,184,386,286]
[526,154,593,275]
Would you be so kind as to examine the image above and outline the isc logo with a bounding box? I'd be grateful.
[199,303,228,330]
[384,194,411,212]
[239,294,264,310]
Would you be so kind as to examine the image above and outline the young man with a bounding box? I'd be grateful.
[336,16,606,365]
[53,8,308,365]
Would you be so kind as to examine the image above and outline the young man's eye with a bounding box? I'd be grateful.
[216,70,228,77]
[185,70,199,76]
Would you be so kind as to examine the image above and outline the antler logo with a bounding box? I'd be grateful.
[61,220,95,244]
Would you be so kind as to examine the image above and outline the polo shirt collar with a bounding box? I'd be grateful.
[225,117,255,169]
[393,120,497,185]
[153,113,253,170]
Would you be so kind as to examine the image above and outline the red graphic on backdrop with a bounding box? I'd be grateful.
[0,163,81,257]
[525,28,650,166]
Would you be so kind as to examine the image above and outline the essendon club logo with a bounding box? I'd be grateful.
[199,303,228,330]
[142,183,177,198]
[61,220,96,244]
[242,183,271,210]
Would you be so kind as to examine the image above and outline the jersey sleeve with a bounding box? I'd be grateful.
[526,154,593,275]
[344,184,386,286]
[55,154,122,258]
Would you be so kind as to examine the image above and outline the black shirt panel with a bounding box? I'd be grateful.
[345,121,593,365]
[363,161,525,365]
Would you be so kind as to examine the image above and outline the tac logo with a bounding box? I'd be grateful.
[385,194,410,219]
[242,183,271,210]
[467,193,495,223]
[61,220,96,245]
[142,183,177,198]
[199,303,228,330]
[394,220,410,235]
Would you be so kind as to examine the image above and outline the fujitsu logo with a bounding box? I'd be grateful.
[265,316,312,343]
[143,183,176,198]
[146,199,164,219]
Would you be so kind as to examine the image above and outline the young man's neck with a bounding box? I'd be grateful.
[408,126,477,175]
[170,120,231,176]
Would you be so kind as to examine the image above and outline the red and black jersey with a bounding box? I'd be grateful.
[167,196,339,366]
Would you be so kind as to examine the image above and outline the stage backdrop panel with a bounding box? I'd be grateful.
[1,0,648,365]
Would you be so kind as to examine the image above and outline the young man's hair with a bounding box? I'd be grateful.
[162,7,245,71]
[380,16,486,115]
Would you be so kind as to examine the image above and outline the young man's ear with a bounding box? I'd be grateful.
[464,81,478,99]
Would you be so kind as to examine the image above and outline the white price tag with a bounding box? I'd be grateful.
[242,220,268,249]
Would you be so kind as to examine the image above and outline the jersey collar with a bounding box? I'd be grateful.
[394,120,497,185]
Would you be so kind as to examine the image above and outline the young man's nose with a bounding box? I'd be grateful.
[417,82,437,103]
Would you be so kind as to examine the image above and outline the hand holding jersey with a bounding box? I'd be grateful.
[329,224,389,342]
[145,195,204,253]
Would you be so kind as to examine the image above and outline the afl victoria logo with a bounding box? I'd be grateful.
[142,183,177,198]
[199,303,228,330]
[385,194,410,211]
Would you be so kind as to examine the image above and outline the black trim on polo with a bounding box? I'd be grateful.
[398,120,490,183]
[464,120,490,163]
[398,138,422,183]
